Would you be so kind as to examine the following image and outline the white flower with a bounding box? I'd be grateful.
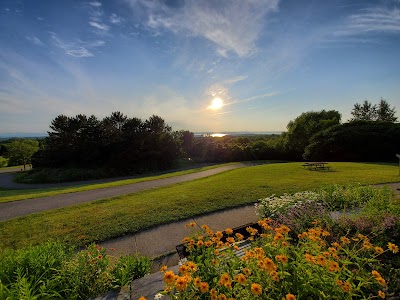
[178,258,188,266]
[154,293,163,299]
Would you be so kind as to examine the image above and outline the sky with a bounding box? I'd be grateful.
[0,0,400,134]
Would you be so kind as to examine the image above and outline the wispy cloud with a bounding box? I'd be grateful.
[110,13,123,24]
[335,6,400,36]
[125,0,280,57]
[50,32,104,58]
[89,1,102,8]
[89,21,109,31]
[26,36,44,46]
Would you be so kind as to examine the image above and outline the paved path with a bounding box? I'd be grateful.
[0,164,247,222]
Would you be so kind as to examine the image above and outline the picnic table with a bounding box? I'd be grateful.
[302,162,330,171]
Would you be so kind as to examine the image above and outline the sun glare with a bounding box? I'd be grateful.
[209,97,224,110]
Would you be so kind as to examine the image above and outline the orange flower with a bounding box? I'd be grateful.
[328,261,340,272]
[276,254,289,263]
[235,233,244,241]
[224,281,232,289]
[205,240,213,247]
[251,283,262,296]
[210,288,217,296]
[225,228,233,235]
[234,273,247,285]
[372,270,381,278]
[179,265,188,274]
[340,236,350,245]
[378,290,385,299]
[175,276,188,291]
[388,242,399,253]
[218,294,227,300]
[194,276,201,287]
[341,281,351,293]
[274,233,284,241]
[197,240,204,247]
[279,225,290,234]
[215,231,223,239]
[376,277,386,286]
[186,222,196,227]
[375,246,384,254]
[286,294,296,300]
[243,268,252,276]
[219,273,231,285]
[160,265,168,272]
[138,297,146,300]
[199,282,209,293]
[163,271,175,284]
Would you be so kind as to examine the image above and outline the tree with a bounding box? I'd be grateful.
[5,139,39,170]
[283,110,341,159]
[350,99,397,122]
[350,100,376,121]
[376,98,397,122]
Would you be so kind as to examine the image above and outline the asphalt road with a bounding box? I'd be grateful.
[0,164,247,222]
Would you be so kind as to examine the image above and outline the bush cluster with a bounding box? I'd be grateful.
[0,243,151,299]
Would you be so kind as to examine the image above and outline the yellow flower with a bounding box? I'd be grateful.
[205,240,213,247]
[210,288,217,296]
[388,242,399,253]
[197,240,204,247]
[163,271,175,284]
[179,265,188,274]
[215,231,223,239]
[225,228,233,235]
[286,294,296,300]
[375,246,384,254]
[234,273,247,285]
[378,290,385,298]
[363,241,372,249]
[274,233,284,241]
[224,281,232,289]
[199,282,209,293]
[276,254,289,263]
[186,222,196,227]
[251,283,262,296]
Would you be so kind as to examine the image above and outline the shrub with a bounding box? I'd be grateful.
[0,243,151,300]
[157,221,399,299]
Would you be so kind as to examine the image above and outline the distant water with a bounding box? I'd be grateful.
[194,131,281,137]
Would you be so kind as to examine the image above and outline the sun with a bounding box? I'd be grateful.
[209,97,224,110]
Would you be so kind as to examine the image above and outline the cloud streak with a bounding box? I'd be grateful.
[50,32,104,58]
[335,6,400,36]
[125,0,280,57]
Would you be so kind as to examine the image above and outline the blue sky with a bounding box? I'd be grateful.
[0,0,399,134]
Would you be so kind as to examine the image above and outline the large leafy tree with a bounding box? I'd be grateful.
[282,110,341,159]
[5,139,39,170]
[350,98,397,122]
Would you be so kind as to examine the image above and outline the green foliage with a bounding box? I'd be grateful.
[165,221,398,299]
[0,162,398,250]
[0,156,8,168]
[0,243,150,300]
[351,98,397,122]
[33,112,180,174]
[4,139,39,168]
[272,110,341,160]
[304,121,400,161]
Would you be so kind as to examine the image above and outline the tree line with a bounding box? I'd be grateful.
[2,98,399,176]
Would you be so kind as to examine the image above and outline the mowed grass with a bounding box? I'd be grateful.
[0,162,398,251]
[0,163,235,203]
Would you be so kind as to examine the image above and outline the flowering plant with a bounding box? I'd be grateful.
[139,220,398,300]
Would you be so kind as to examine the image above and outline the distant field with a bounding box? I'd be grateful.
[0,162,398,251]
[0,163,236,203]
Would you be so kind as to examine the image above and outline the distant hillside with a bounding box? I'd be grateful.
[0,133,47,139]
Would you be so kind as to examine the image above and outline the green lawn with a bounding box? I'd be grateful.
[0,163,235,203]
[0,162,399,251]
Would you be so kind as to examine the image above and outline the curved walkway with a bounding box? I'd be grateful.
[0,164,248,222]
